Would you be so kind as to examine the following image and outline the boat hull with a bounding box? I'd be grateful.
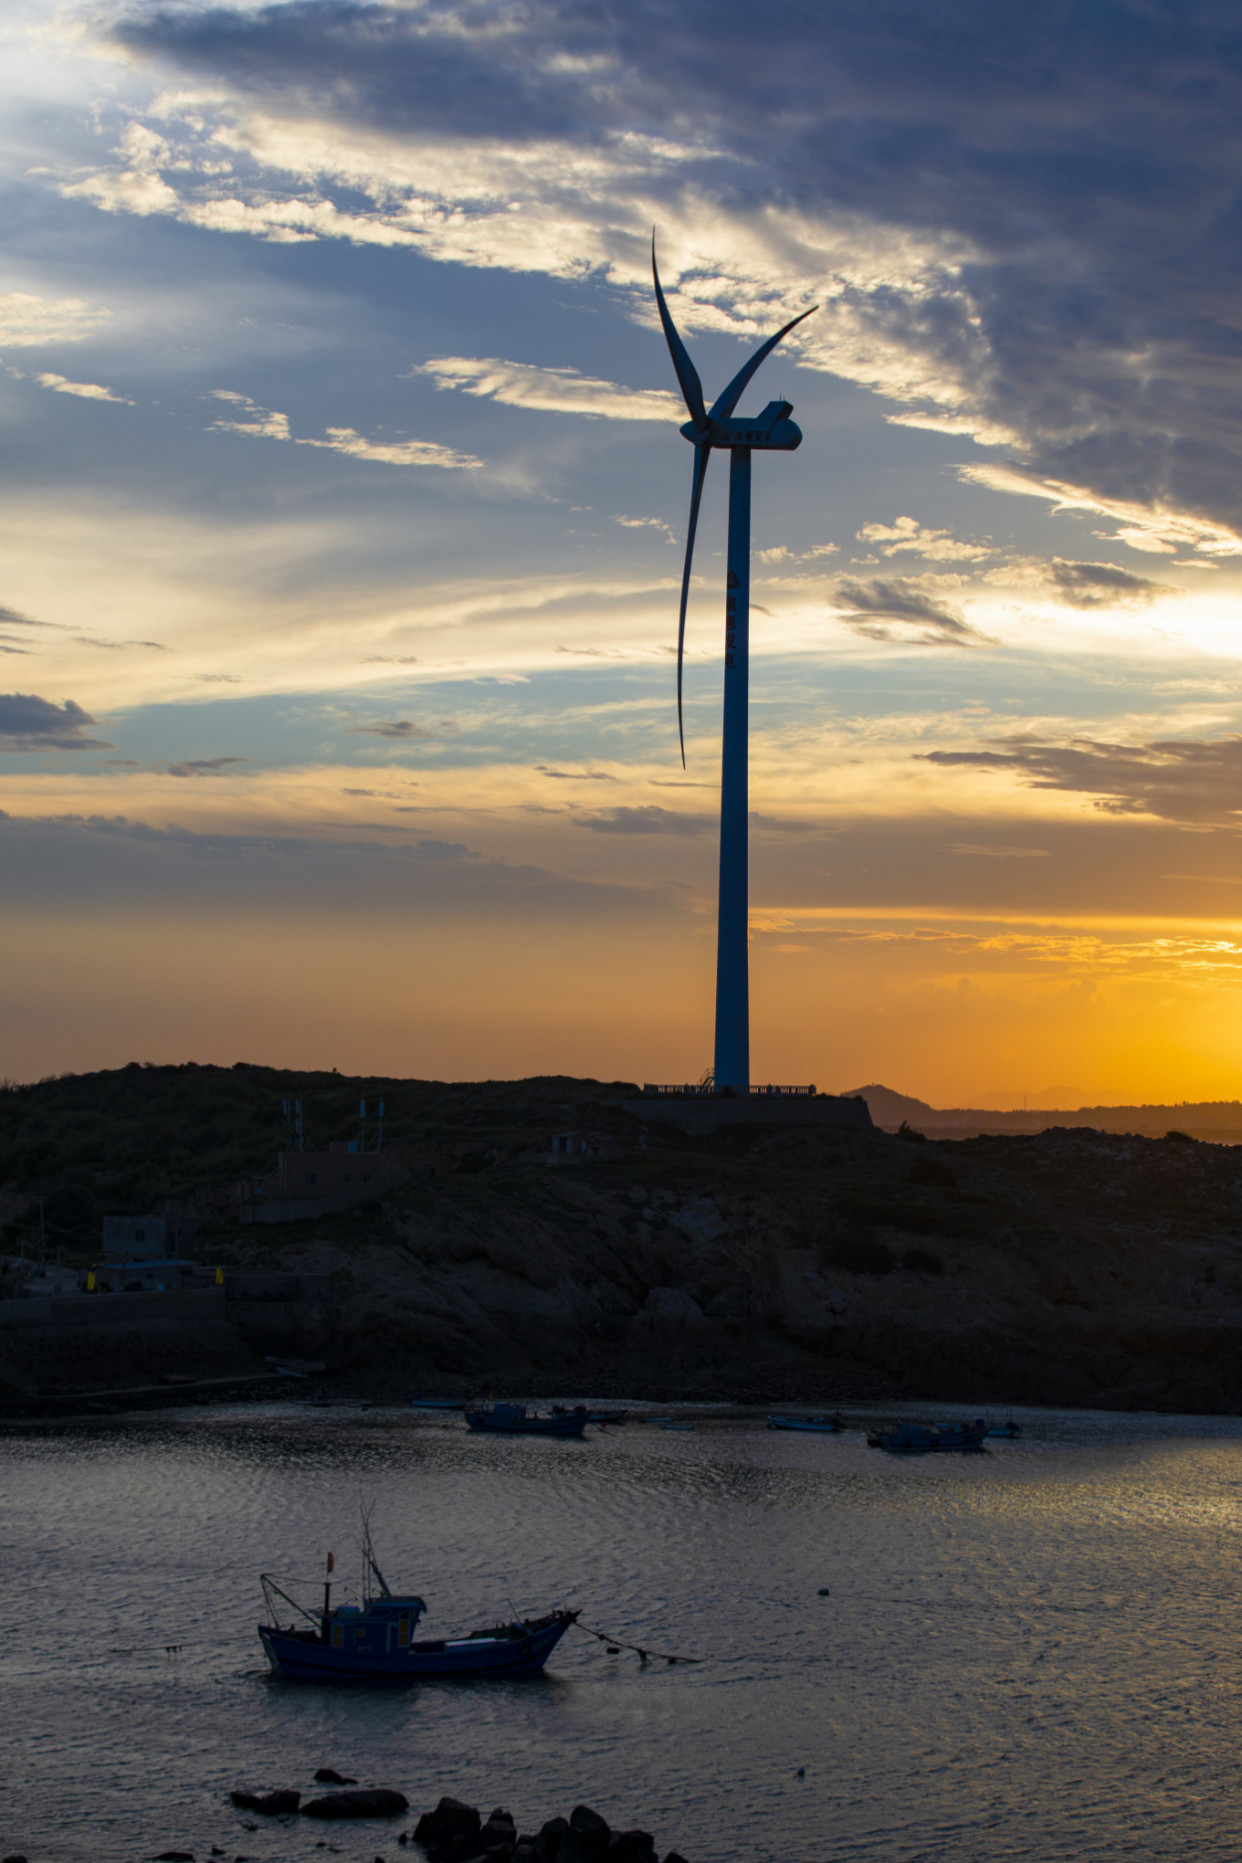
[259,1612,576,1683]
[867,1423,988,1452]
[553,1407,629,1425]
[464,1411,587,1437]
[767,1415,842,1433]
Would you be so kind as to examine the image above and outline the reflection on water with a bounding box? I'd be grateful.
[3,1403,1242,1862]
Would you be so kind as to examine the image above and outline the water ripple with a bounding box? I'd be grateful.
[3,1404,1242,1861]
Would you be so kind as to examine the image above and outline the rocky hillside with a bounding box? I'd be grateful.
[3,1066,1242,1412]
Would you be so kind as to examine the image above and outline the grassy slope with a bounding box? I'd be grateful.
[0,1063,634,1251]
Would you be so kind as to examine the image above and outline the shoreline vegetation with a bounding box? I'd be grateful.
[3,1063,1242,1417]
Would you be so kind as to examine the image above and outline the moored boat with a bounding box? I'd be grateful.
[986,1416,1021,1438]
[552,1404,630,1425]
[410,1398,465,1410]
[867,1418,988,1452]
[259,1540,578,1683]
[465,1402,587,1437]
[767,1413,843,1433]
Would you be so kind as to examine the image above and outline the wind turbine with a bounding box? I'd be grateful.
[652,235,816,1094]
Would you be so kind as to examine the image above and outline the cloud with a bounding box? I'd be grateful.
[0,809,656,920]
[576,804,711,835]
[856,516,991,563]
[75,636,167,651]
[193,672,242,683]
[948,843,1052,859]
[347,719,433,739]
[924,735,1242,825]
[758,544,838,564]
[205,389,291,440]
[831,576,991,647]
[35,373,133,406]
[0,604,59,657]
[298,426,481,468]
[69,0,1242,554]
[205,391,480,465]
[416,839,479,860]
[1045,560,1170,609]
[615,516,674,536]
[555,645,637,659]
[537,766,617,781]
[961,467,1242,558]
[0,693,112,751]
[163,756,250,777]
[0,293,110,348]
[749,813,821,835]
[417,357,682,422]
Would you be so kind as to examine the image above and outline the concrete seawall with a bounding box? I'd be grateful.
[0,1285,329,1406]
[0,1288,226,1328]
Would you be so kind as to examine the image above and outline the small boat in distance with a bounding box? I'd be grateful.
[767,1413,843,1433]
[259,1535,577,1683]
[986,1416,1021,1438]
[410,1398,465,1410]
[867,1418,989,1452]
[464,1402,587,1437]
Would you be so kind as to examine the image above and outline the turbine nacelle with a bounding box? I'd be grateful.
[679,400,803,451]
[652,231,817,765]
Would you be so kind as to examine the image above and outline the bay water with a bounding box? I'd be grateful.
[3,1402,1241,1862]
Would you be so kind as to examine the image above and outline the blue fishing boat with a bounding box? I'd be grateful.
[465,1402,587,1437]
[767,1413,843,1433]
[258,1538,577,1683]
[867,1418,988,1452]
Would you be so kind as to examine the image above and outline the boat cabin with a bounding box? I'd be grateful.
[324,1594,427,1652]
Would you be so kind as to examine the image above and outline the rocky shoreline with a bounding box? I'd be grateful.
[141,1785,690,1863]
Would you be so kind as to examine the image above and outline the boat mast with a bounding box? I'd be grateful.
[361,1509,393,1599]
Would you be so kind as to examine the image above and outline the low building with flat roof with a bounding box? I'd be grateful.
[238,1142,406,1224]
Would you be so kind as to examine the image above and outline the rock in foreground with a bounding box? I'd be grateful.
[229,1790,300,1815]
[410,1795,682,1863]
[303,1788,409,1819]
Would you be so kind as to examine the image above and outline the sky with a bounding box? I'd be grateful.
[4,0,1242,1104]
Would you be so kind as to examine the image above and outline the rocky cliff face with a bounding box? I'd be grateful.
[5,1069,1242,1413]
[220,1107,1242,1412]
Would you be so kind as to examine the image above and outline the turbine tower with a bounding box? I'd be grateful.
[653,236,815,1094]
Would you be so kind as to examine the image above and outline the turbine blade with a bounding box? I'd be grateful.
[676,444,711,768]
[652,231,709,432]
[708,304,819,420]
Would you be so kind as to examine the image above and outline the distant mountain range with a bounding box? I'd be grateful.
[844,1084,1242,1141]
